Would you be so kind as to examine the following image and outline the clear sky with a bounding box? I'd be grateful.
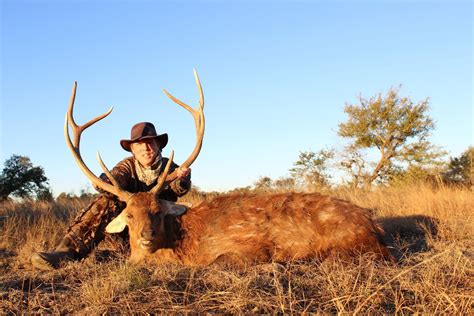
[1,0,472,196]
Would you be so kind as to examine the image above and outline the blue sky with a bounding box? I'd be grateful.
[1,0,472,195]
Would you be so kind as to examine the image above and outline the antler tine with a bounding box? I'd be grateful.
[64,81,133,202]
[194,68,205,110]
[96,152,125,190]
[162,69,205,181]
[67,82,114,147]
[150,150,175,195]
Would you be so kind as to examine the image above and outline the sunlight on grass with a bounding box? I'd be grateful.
[0,183,472,313]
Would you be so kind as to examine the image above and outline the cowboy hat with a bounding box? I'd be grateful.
[120,122,168,152]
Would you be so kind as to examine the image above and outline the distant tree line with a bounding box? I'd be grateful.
[1,87,472,201]
[257,145,471,192]
[0,155,97,202]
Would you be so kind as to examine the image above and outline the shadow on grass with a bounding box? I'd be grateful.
[377,215,439,260]
[92,249,127,263]
[0,273,71,293]
[92,230,131,263]
[0,248,16,259]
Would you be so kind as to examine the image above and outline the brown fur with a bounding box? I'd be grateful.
[107,192,394,266]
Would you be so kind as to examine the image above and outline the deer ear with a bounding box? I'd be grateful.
[106,212,127,233]
[161,200,190,216]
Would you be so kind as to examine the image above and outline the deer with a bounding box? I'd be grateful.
[64,70,394,266]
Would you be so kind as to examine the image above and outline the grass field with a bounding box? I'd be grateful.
[0,183,472,314]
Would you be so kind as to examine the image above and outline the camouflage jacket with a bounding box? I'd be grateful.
[98,156,191,202]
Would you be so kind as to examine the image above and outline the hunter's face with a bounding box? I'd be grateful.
[130,139,160,167]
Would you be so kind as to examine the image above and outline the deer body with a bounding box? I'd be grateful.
[64,71,392,267]
[108,192,392,265]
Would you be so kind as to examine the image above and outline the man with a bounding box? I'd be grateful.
[31,122,191,270]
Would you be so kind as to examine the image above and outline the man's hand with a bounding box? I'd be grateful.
[176,167,191,180]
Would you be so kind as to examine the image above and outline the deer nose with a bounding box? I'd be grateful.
[140,229,155,240]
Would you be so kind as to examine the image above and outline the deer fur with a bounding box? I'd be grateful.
[106,192,393,266]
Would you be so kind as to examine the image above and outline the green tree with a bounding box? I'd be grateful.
[0,155,50,201]
[444,146,473,186]
[36,187,54,201]
[338,86,444,187]
[290,149,334,190]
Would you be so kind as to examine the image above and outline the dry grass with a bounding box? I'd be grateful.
[0,183,473,314]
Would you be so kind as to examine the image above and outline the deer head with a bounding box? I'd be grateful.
[105,193,190,253]
[64,70,204,254]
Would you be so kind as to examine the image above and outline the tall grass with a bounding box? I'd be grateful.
[0,183,472,314]
[333,182,473,244]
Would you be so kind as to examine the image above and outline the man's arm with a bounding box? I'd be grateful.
[169,168,192,197]
[160,158,192,199]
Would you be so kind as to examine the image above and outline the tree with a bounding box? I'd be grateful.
[0,155,50,201]
[273,176,296,191]
[290,149,334,191]
[338,86,445,187]
[254,176,274,191]
[36,187,54,201]
[254,176,296,192]
[444,146,473,186]
[339,144,370,189]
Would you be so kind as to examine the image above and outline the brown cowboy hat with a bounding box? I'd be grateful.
[120,122,168,152]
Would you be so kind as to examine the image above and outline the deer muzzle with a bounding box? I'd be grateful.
[138,229,158,252]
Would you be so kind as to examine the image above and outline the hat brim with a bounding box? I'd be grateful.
[120,133,168,152]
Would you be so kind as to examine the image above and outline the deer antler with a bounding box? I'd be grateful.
[64,81,134,202]
[150,150,174,195]
[162,68,205,183]
[65,69,205,200]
